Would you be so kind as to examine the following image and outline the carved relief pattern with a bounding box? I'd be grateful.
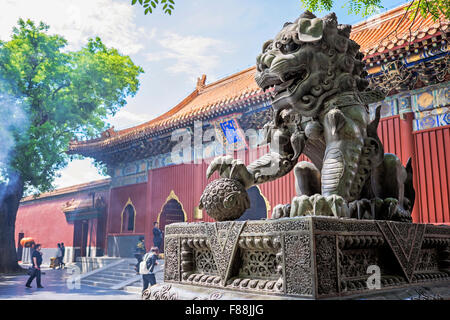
[424,225,450,236]
[165,217,310,237]
[143,284,178,300]
[194,249,218,275]
[236,235,283,291]
[193,292,224,300]
[239,250,278,279]
[164,237,180,282]
[162,218,450,299]
[315,234,338,296]
[180,237,220,282]
[284,233,313,296]
[416,249,439,272]
[376,221,426,283]
[228,277,283,292]
[339,249,379,280]
[206,221,247,284]
[314,218,379,233]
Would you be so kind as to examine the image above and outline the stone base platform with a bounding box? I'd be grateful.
[152,217,450,300]
[144,281,450,300]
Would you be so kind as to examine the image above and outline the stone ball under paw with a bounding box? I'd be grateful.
[199,178,250,221]
[305,120,323,140]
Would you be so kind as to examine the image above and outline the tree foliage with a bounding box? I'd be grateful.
[132,0,449,21]
[131,0,175,15]
[0,19,143,272]
[0,19,143,194]
[407,0,449,21]
[302,0,448,20]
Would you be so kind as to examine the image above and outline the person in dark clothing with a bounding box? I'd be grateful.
[140,247,159,292]
[60,243,65,269]
[55,243,62,269]
[26,244,43,288]
[152,222,163,252]
[134,236,146,274]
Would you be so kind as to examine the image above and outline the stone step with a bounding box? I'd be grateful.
[79,258,164,290]
[114,267,136,273]
[101,271,137,278]
[81,279,115,288]
[85,274,129,283]
[123,285,143,294]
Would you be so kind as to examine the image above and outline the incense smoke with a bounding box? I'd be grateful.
[0,77,29,203]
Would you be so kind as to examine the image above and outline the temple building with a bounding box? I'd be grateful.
[16,4,449,264]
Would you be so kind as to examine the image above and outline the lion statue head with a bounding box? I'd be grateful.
[255,11,369,118]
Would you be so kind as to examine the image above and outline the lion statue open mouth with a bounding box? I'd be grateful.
[205,11,415,222]
[255,11,369,118]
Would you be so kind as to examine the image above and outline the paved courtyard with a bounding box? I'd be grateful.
[0,266,147,300]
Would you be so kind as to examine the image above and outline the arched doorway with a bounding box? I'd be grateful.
[121,198,136,233]
[158,191,186,252]
[235,186,269,221]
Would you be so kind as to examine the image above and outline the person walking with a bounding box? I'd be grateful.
[25,243,44,289]
[60,243,66,269]
[139,247,159,293]
[152,222,163,252]
[134,237,146,274]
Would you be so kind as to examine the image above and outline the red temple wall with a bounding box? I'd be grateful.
[107,182,147,235]
[146,163,212,248]
[377,116,449,225]
[16,197,75,248]
[413,126,450,224]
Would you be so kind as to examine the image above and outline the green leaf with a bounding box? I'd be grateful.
[0,19,143,192]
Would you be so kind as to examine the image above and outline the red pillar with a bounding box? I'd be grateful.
[104,187,113,255]
[400,112,420,223]
[399,112,415,165]
[145,169,153,251]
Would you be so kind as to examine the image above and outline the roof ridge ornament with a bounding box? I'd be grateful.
[101,126,116,138]
[196,74,207,90]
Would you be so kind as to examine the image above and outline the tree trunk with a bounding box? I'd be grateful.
[0,172,24,273]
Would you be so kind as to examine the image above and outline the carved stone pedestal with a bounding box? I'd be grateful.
[149,217,450,300]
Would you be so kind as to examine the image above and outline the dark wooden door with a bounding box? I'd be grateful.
[159,199,185,252]
[80,221,89,257]
[17,233,24,261]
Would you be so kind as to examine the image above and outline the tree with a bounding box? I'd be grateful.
[0,19,143,273]
[132,0,449,20]
[302,0,448,20]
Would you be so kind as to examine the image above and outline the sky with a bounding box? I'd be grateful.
[0,0,409,189]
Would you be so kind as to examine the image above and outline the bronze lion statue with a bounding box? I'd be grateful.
[206,11,414,222]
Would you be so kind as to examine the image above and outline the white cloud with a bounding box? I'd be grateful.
[53,158,108,189]
[145,31,234,79]
[108,109,152,130]
[0,0,144,55]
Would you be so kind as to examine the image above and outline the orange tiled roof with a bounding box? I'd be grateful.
[350,2,448,58]
[69,66,267,152]
[20,178,111,203]
[121,66,260,133]
[69,4,448,153]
